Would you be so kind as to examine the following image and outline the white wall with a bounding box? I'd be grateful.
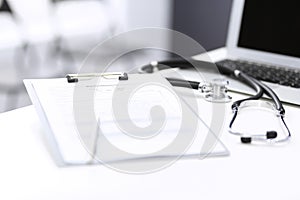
[122,0,173,30]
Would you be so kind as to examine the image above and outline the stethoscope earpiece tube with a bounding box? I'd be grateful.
[227,70,290,144]
[250,77,285,115]
[230,70,264,107]
[240,131,278,144]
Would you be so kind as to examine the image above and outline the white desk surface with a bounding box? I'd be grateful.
[1,49,300,200]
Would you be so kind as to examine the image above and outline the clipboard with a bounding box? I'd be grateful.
[24,72,229,166]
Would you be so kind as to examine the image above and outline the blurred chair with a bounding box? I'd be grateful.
[8,0,121,72]
[7,0,58,74]
[52,0,152,73]
[0,0,26,111]
[52,0,118,52]
[52,0,121,73]
[7,0,57,45]
[0,0,22,51]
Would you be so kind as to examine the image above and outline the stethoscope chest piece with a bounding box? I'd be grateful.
[199,78,232,103]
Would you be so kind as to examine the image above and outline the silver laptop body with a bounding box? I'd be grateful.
[216,0,300,105]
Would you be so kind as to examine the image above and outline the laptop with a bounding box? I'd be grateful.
[211,0,300,105]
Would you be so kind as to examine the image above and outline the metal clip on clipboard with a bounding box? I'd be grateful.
[66,72,129,83]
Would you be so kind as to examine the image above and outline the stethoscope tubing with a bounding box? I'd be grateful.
[139,59,291,144]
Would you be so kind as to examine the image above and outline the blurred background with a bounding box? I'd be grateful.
[0,0,232,112]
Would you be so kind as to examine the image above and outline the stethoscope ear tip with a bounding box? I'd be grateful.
[266,131,277,139]
[241,137,252,144]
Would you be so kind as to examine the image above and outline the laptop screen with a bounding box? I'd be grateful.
[238,0,300,58]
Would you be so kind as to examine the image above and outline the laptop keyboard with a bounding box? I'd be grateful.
[216,59,300,88]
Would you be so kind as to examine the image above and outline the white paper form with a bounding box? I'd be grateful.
[24,73,229,166]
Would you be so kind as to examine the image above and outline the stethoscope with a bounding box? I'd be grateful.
[139,59,291,144]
